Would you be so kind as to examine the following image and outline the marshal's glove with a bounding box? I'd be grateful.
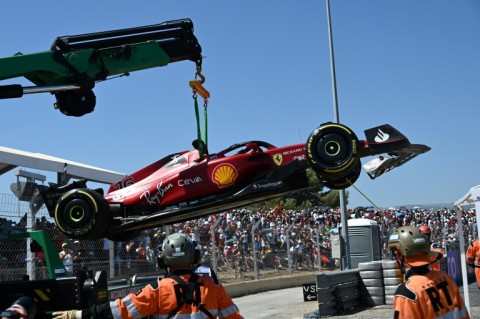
[4,305,28,319]
[52,310,82,319]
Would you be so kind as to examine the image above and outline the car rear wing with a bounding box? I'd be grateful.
[359,124,431,179]
[362,144,431,179]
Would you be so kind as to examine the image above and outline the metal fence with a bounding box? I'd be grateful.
[3,192,474,283]
[0,192,337,283]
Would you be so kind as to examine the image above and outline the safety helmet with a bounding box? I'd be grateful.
[418,225,431,237]
[388,226,431,266]
[158,233,200,268]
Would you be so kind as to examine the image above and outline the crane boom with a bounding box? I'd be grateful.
[0,18,203,116]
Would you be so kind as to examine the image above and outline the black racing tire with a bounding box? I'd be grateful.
[306,122,360,178]
[382,260,399,270]
[318,158,361,190]
[385,295,394,305]
[361,294,385,306]
[359,270,383,279]
[54,188,110,239]
[383,268,402,278]
[358,260,383,271]
[384,285,400,296]
[384,277,403,286]
[361,278,383,287]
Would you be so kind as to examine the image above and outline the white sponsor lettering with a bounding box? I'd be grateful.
[113,186,149,201]
[140,181,173,205]
[294,155,306,161]
[283,147,304,155]
[254,181,283,189]
[178,176,203,186]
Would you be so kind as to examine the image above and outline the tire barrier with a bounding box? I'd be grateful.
[358,261,385,306]
[382,260,402,305]
[316,269,362,316]
[315,261,394,317]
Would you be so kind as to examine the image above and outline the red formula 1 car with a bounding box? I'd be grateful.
[39,122,430,240]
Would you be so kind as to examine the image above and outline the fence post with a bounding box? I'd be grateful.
[26,205,35,280]
[109,240,115,279]
[211,217,222,273]
[286,223,294,276]
[252,218,262,280]
[316,225,322,272]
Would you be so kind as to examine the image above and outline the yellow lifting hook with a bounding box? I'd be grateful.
[189,80,210,99]
[189,66,210,99]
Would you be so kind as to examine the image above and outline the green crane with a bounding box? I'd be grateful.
[0,18,203,117]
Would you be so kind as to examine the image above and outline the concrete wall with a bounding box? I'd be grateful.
[223,272,317,298]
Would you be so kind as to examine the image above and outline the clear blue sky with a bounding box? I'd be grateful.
[0,1,479,209]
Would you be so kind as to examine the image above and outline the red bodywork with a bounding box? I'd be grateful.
[104,142,308,223]
[40,123,430,240]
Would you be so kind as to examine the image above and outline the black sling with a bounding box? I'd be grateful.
[166,272,214,319]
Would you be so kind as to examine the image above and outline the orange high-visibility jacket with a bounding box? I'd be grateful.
[466,239,480,289]
[393,268,470,319]
[429,244,444,271]
[110,272,243,319]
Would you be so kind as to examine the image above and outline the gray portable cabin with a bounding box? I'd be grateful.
[332,218,382,269]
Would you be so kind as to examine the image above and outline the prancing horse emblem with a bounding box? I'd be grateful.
[273,154,283,166]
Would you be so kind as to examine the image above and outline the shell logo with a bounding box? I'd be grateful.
[212,164,238,188]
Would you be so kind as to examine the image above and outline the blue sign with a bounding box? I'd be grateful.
[447,249,476,286]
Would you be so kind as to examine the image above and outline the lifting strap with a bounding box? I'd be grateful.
[192,93,207,160]
[167,273,214,319]
[190,66,210,161]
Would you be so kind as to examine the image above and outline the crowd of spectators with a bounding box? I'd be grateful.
[0,204,478,280]
[122,205,478,277]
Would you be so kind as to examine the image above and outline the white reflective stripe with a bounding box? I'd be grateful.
[218,304,239,318]
[122,295,143,319]
[169,310,218,319]
[137,309,219,319]
[110,300,122,319]
[110,296,142,319]
[433,307,469,319]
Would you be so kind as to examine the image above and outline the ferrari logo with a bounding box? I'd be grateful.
[273,154,283,166]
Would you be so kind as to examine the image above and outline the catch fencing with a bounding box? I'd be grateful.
[0,192,337,282]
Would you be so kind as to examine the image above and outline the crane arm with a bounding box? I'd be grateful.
[0,18,203,116]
